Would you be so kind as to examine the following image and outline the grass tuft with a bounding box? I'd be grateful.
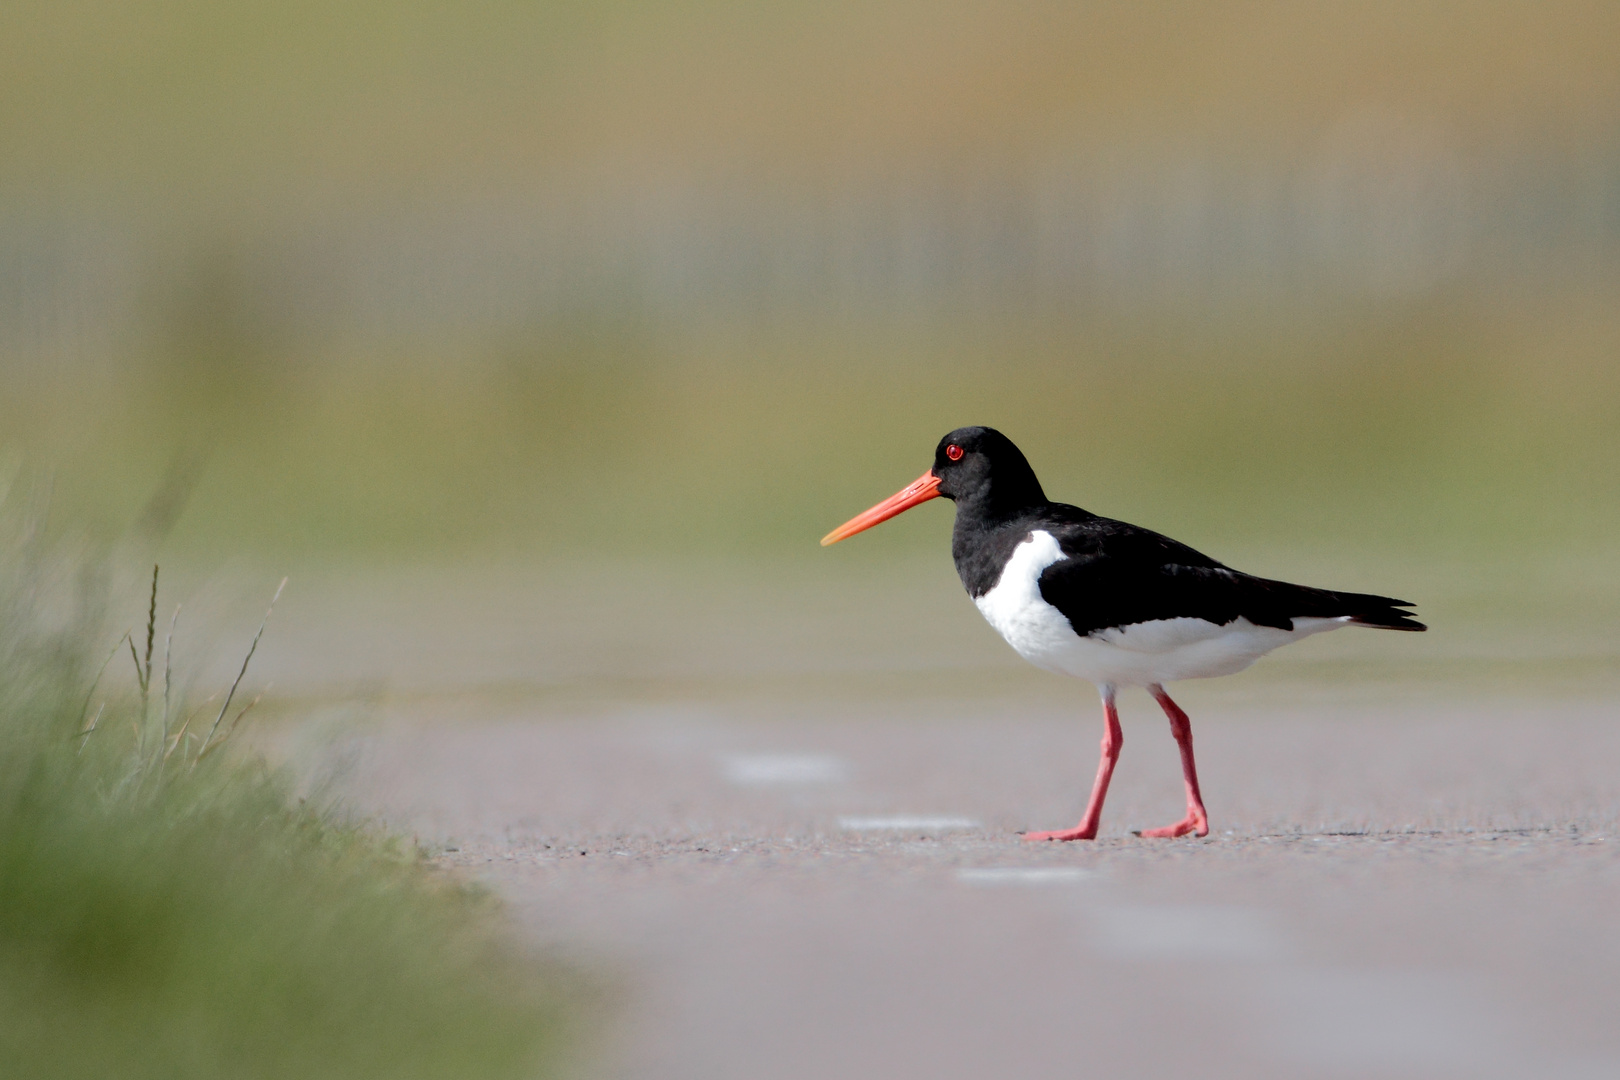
[0,511,582,1079]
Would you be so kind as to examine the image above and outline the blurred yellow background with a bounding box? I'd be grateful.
[2,1,1616,588]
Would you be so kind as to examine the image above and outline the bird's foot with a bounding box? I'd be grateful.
[1133,814,1209,839]
[1021,825,1098,842]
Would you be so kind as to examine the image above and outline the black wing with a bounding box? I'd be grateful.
[1034,510,1425,636]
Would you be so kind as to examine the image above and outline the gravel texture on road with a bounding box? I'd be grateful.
[312,689,1620,1080]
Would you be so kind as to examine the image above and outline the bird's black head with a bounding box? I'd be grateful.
[930,426,1046,513]
[819,425,1047,546]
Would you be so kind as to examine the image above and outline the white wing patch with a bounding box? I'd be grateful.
[972,530,1352,686]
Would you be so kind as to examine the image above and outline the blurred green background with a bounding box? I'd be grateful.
[2,1,1617,601]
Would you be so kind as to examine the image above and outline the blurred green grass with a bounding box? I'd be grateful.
[3,0,1617,578]
[0,537,581,1079]
[6,289,1617,570]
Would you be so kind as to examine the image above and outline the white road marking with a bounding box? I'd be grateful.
[722,753,849,786]
[838,815,980,831]
[957,867,1094,885]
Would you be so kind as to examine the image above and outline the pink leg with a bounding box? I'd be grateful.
[1135,684,1210,839]
[1024,685,1121,842]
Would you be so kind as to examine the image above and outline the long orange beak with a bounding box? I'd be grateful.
[820,471,943,546]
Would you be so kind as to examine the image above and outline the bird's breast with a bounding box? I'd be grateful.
[971,530,1078,671]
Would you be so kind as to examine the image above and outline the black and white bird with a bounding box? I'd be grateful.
[821,426,1425,841]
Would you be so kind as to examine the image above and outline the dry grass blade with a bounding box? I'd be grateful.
[142,564,158,695]
[163,692,218,762]
[198,684,270,760]
[198,577,286,760]
[127,565,159,700]
[162,603,181,737]
[80,628,132,732]
[77,702,105,755]
[127,635,144,690]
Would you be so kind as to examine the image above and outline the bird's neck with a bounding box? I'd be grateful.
[951,473,1047,532]
[949,490,1048,597]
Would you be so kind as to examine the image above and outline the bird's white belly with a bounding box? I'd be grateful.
[972,530,1348,687]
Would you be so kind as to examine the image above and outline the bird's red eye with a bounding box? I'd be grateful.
[946,444,963,461]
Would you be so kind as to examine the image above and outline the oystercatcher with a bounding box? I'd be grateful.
[821,426,1424,841]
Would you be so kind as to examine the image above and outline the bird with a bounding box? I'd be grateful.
[820,426,1425,841]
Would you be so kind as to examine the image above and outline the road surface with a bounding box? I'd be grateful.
[251,562,1620,1079]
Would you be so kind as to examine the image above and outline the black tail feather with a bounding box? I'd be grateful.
[1337,592,1427,632]
[1348,609,1427,631]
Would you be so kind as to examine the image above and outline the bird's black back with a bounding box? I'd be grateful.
[953,501,1425,635]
